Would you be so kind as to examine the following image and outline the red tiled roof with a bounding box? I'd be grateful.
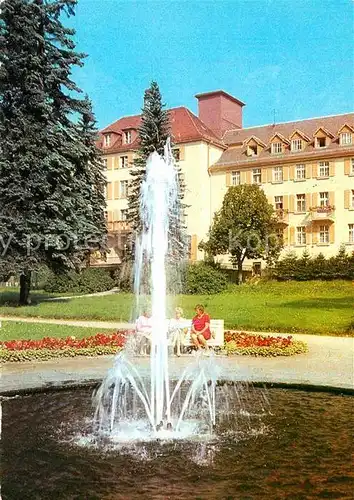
[214,113,354,167]
[98,107,225,153]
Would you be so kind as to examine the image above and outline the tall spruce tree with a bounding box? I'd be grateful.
[128,81,186,261]
[0,0,106,304]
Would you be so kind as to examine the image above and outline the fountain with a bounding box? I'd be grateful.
[93,139,219,439]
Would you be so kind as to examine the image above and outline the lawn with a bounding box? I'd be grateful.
[0,321,112,342]
[0,281,353,336]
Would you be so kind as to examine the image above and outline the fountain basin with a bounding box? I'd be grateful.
[1,385,353,499]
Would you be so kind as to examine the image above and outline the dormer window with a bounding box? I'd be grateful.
[314,127,334,149]
[271,142,283,154]
[340,132,352,145]
[247,144,258,156]
[316,137,326,148]
[291,139,302,152]
[103,134,111,147]
[123,130,132,144]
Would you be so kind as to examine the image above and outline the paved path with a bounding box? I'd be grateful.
[1,333,353,394]
[42,288,120,301]
[0,315,131,330]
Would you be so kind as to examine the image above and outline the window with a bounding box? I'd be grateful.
[296,194,306,212]
[123,130,132,144]
[273,166,283,182]
[173,149,180,162]
[120,156,128,168]
[232,171,241,186]
[271,142,282,154]
[276,227,284,244]
[319,192,329,207]
[296,226,306,245]
[102,158,108,170]
[296,164,306,180]
[120,209,128,221]
[318,161,329,177]
[103,134,111,147]
[319,225,329,244]
[316,137,326,148]
[247,144,258,156]
[351,159,354,175]
[291,139,302,151]
[120,180,128,198]
[274,195,283,210]
[252,168,261,184]
[340,132,352,145]
[349,224,354,243]
[352,190,354,208]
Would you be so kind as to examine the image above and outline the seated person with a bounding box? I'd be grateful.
[191,304,211,351]
[136,310,152,355]
[168,307,188,356]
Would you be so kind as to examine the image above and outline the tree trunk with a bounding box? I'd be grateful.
[237,260,243,285]
[19,271,32,305]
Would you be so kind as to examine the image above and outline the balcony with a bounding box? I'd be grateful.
[309,206,335,221]
[274,208,289,225]
[107,221,131,232]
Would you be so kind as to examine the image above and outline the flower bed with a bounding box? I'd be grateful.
[0,329,308,362]
[224,331,308,357]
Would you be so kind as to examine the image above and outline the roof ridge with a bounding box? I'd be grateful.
[225,111,354,134]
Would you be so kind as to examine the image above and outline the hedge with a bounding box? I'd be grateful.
[43,268,115,294]
[270,246,354,281]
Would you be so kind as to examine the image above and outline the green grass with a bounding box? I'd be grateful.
[0,281,353,336]
[0,321,112,342]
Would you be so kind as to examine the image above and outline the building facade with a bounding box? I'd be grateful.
[97,91,354,269]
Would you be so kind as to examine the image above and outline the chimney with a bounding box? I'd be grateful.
[195,90,245,138]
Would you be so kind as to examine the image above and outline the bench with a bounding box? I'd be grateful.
[168,319,224,349]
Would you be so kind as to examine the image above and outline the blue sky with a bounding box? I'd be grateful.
[70,0,354,130]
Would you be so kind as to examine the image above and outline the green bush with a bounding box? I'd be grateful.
[182,262,228,294]
[270,246,354,281]
[44,268,115,294]
[224,340,308,357]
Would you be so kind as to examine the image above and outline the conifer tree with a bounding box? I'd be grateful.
[0,0,106,304]
[128,81,186,261]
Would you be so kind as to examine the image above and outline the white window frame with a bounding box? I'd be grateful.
[296,164,306,180]
[296,194,306,213]
[315,136,327,148]
[319,225,329,244]
[318,161,329,177]
[120,156,128,168]
[120,209,128,221]
[291,139,302,152]
[296,226,306,245]
[274,195,283,210]
[340,132,352,146]
[232,170,241,186]
[273,166,283,182]
[319,192,329,207]
[351,190,354,209]
[349,224,354,243]
[104,134,111,147]
[120,180,128,198]
[247,144,258,156]
[123,130,132,144]
[252,168,261,184]
[271,142,282,154]
[102,158,108,170]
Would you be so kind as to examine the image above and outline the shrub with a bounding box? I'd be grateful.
[43,268,115,294]
[182,262,228,294]
[270,246,354,281]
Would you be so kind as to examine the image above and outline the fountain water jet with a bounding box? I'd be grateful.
[93,140,219,439]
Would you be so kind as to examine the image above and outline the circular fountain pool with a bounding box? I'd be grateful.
[1,386,353,499]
